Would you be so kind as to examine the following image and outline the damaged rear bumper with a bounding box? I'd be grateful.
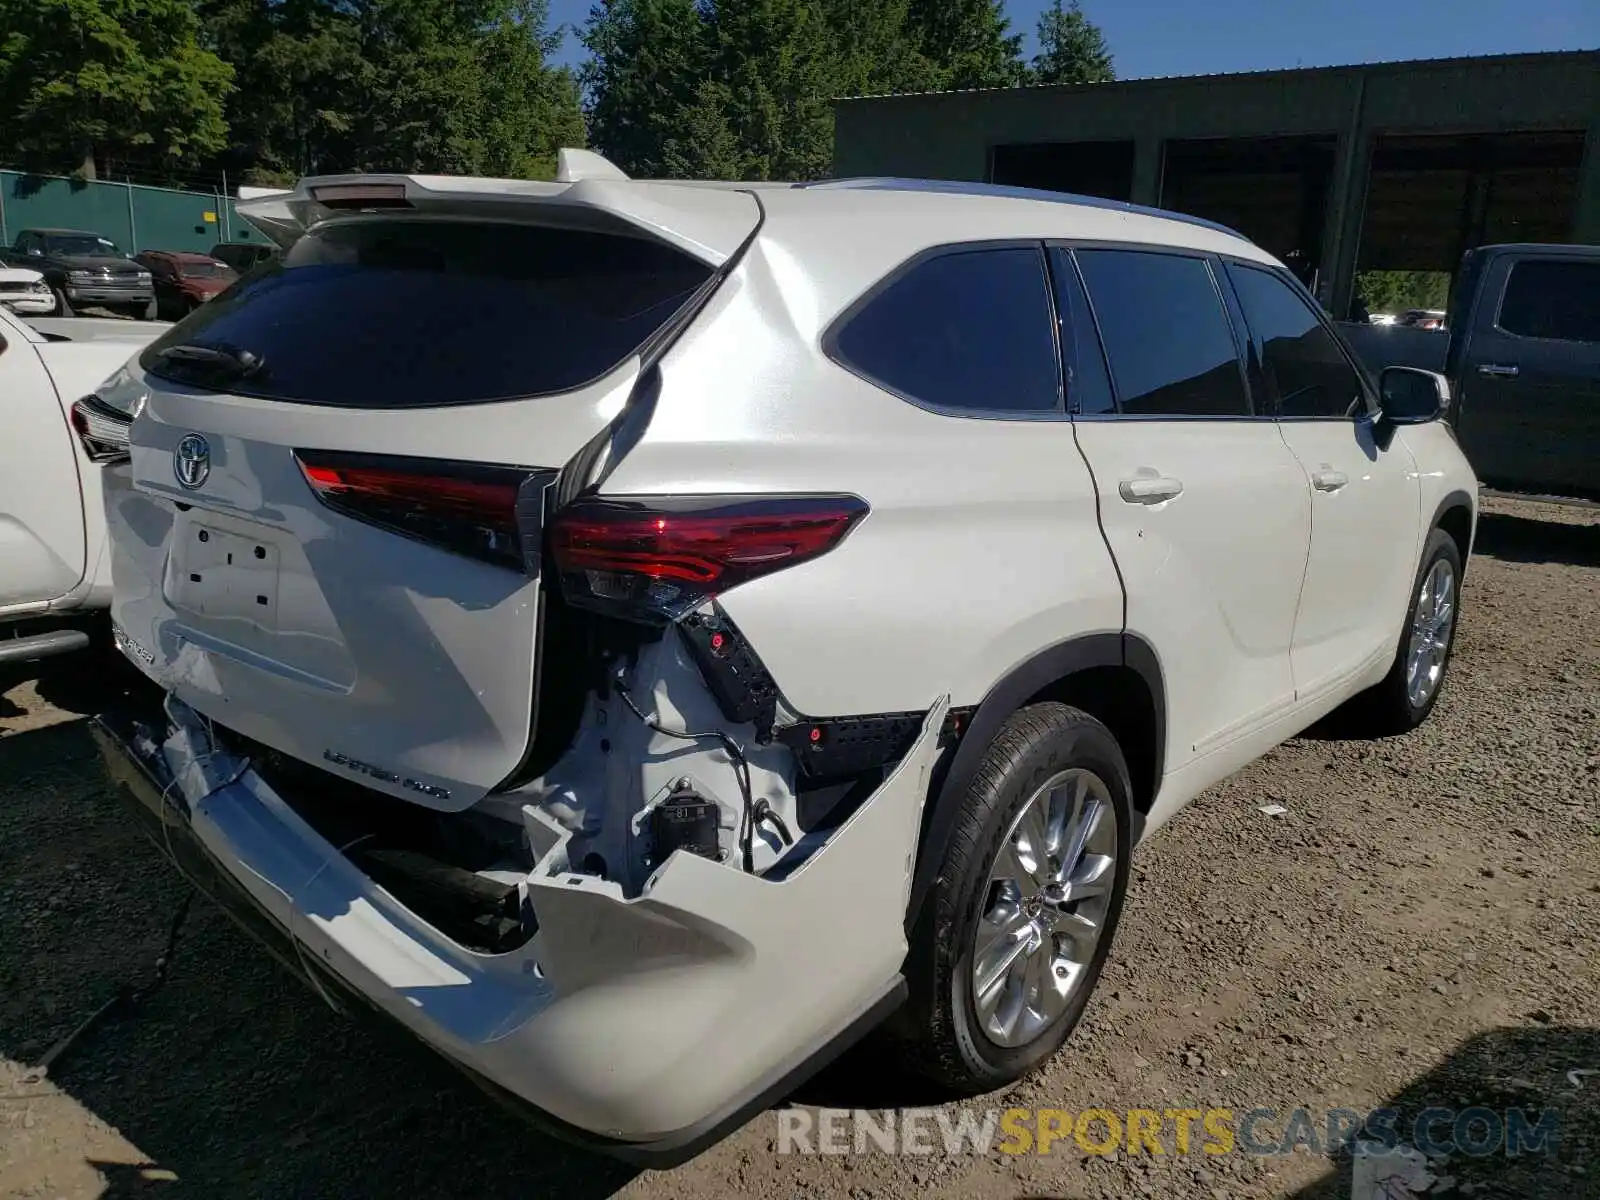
[89,690,947,1166]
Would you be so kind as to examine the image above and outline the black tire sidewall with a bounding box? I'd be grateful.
[938,706,1134,1087]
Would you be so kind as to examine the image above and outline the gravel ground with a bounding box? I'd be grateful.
[1,494,1595,1200]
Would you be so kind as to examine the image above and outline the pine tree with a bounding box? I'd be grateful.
[905,0,1024,90]
[581,0,712,178]
[1029,0,1113,86]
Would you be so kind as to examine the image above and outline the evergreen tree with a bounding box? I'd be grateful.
[1029,0,1113,86]
[581,0,711,178]
[0,0,233,180]
[905,0,1024,90]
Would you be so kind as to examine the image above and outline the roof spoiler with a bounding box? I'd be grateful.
[232,151,756,265]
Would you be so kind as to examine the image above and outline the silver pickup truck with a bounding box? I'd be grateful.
[1341,243,1598,503]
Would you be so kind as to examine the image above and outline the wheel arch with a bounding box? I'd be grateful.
[1431,489,1476,575]
[906,632,1165,932]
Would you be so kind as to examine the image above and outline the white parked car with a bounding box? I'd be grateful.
[0,305,165,664]
[0,266,55,315]
[87,153,1477,1164]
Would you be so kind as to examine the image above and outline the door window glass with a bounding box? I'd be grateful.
[1074,249,1251,417]
[1227,264,1366,418]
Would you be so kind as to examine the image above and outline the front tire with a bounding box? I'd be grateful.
[895,702,1133,1093]
[1346,527,1463,735]
[53,287,74,317]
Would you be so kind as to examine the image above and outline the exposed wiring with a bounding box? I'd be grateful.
[31,892,193,1077]
[616,676,757,873]
[752,798,794,847]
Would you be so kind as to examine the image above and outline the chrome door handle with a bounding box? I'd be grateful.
[1312,469,1349,493]
[1118,475,1184,504]
[1477,363,1520,378]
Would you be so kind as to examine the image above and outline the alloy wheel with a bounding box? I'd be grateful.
[1405,558,1456,708]
[970,768,1118,1048]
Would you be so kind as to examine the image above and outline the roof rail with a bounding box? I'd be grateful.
[806,177,1252,243]
[557,148,630,183]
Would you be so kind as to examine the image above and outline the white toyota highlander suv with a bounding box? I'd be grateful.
[84,151,1477,1163]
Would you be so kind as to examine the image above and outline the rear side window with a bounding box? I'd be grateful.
[830,246,1060,414]
[1227,264,1366,419]
[1074,249,1250,417]
[1498,259,1600,344]
[140,220,713,406]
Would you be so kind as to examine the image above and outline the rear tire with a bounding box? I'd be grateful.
[1344,527,1463,735]
[893,702,1133,1094]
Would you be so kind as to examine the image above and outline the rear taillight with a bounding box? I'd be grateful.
[294,450,552,571]
[70,396,132,463]
[548,494,868,623]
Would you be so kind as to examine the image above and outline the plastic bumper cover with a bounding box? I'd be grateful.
[90,690,946,1164]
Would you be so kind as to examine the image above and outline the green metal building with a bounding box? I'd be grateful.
[833,49,1600,318]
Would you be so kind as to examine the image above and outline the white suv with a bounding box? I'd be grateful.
[86,152,1476,1164]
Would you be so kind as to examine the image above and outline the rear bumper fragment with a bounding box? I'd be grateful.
[90,690,945,1164]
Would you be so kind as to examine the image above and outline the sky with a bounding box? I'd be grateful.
[544,0,1600,77]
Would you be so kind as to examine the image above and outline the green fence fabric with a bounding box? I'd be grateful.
[0,171,270,255]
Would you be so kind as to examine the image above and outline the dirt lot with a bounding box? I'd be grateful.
[2,494,1596,1200]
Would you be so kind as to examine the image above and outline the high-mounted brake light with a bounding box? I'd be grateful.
[70,396,132,463]
[295,450,551,571]
[548,495,868,623]
[310,182,411,209]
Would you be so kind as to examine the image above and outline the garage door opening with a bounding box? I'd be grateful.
[1354,130,1586,323]
[1159,136,1338,293]
[988,140,1136,202]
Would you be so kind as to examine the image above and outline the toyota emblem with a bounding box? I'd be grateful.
[174,433,211,490]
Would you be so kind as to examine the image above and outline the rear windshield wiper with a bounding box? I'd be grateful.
[150,342,265,382]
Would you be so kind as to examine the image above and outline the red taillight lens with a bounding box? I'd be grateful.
[71,396,132,463]
[549,494,868,622]
[295,450,550,571]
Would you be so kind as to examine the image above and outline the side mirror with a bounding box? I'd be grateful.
[26,247,42,257]
[1380,366,1449,425]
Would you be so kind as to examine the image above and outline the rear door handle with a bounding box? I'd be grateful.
[1477,363,1520,378]
[1312,469,1349,493]
[1118,475,1184,504]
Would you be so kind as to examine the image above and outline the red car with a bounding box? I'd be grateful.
[134,250,238,320]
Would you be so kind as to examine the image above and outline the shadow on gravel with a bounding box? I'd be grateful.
[793,1034,958,1111]
[0,639,142,728]
[1291,1024,1599,1198]
[0,721,639,1199]
[1473,509,1600,569]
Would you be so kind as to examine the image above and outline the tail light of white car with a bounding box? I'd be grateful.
[294,450,553,571]
[548,494,869,623]
[294,450,869,624]
[70,396,134,463]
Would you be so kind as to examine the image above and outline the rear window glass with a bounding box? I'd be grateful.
[1498,259,1600,344]
[141,220,713,406]
[829,245,1060,414]
[181,261,235,280]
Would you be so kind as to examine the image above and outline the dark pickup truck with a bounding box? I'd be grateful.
[1341,243,1598,502]
[0,228,157,320]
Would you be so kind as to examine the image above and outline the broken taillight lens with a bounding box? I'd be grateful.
[548,494,868,622]
[294,450,550,571]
